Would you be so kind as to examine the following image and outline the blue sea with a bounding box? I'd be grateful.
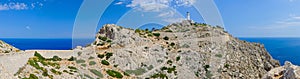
[0,38,299,65]
[240,38,300,65]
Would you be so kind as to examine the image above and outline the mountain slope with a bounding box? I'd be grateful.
[15,21,280,79]
[0,40,20,54]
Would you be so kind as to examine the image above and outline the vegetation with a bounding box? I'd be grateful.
[22,74,39,79]
[89,61,96,65]
[50,69,62,75]
[89,69,103,78]
[68,56,76,61]
[152,33,160,37]
[176,56,181,61]
[170,42,175,47]
[97,54,105,59]
[167,60,173,64]
[106,70,123,78]
[76,59,85,64]
[204,65,210,71]
[98,36,108,41]
[50,56,62,61]
[68,66,77,70]
[105,52,113,59]
[224,64,230,68]
[163,36,169,40]
[125,68,147,75]
[101,60,110,65]
[215,54,222,58]
[84,74,94,79]
[150,73,168,78]
[81,64,87,67]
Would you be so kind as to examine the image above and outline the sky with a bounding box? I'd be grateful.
[0,0,300,38]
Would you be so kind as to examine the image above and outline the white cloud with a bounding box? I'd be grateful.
[0,2,44,11]
[115,1,124,5]
[126,0,195,12]
[26,26,31,30]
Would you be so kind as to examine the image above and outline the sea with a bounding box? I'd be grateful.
[0,38,299,65]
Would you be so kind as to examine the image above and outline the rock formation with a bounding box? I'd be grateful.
[0,40,20,54]
[264,61,300,79]
[12,21,280,79]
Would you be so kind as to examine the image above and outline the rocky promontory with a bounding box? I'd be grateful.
[2,21,280,79]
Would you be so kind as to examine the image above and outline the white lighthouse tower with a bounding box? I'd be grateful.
[186,12,191,20]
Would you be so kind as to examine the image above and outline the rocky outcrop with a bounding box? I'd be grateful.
[14,21,280,79]
[0,40,20,54]
[264,61,300,79]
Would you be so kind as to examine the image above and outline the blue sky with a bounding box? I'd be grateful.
[0,0,300,38]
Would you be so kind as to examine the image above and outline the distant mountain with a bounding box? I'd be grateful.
[13,20,280,79]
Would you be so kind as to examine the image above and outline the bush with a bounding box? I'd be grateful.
[68,66,77,70]
[135,29,141,33]
[81,64,87,67]
[51,56,62,61]
[101,60,110,65]
[105,52,113,59]
[151,73,167,78]
[125,68,146,75]
[215,54,222,58]
[76,59,85,64]
[106,70,123,78]
[170,42,175,47]
[89,61,96,65]
[28,74,38,79]
[224,64,230,68]
[89,69,103,78]
[50,69,62,75]
[34,51,45,60]
[98,36,108,41]
[176,56,181,61]
[152,33,160,37]
[97,54,105,59]
[163,36,169,40]
[68,56,76,61]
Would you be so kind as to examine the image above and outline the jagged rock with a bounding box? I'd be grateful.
[264,61,300,79]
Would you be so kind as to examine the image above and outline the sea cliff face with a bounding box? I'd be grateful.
[11,21,280,79]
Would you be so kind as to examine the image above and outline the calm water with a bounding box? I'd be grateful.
[240,38,300,65]
[0,38,94,50]
[1,38,299,65]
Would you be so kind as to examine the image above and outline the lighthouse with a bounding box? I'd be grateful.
[186,12,191,20]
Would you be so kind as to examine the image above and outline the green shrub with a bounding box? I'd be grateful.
[105,52,113,59]
[125,68,146,75]
[135,29,141,33]
[165,30,173,32]
[124,72,130,76]
[89,56,95,60]
[34,51,45,60]
[51,56,62,61]
[89,61,96,65]
[163,36,169,40]
[224,64,230,68]
[170,42,175,47]
[50,69,62,75]
[101,60,110,65]
[81,64,87,67]
[98,36,108,41]
[167,60,172,64]
[77,52,82,56]
[215,54,222,58]
[106,70,123,78]
[68,56,76,61]
[68,66,77,70]
[152,33,160,37]
[76,59,85,64]
[176,56,181,61]
[97,54,105,59]
[89,69,103,78]
[150,73,168,78]
[28,59,40,69]
[27,74,38,79]
[204,65,210,71]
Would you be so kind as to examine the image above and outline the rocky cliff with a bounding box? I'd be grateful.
[0,40,20,54]
[14,21,280,79]
[264,61,300,79]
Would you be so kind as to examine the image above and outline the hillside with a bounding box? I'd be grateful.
[0,40,20,54]
[13,20,280,79]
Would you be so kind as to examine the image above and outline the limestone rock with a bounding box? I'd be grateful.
[0,40,20,54]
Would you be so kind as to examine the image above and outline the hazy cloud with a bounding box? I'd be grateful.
[0,2,44,11]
